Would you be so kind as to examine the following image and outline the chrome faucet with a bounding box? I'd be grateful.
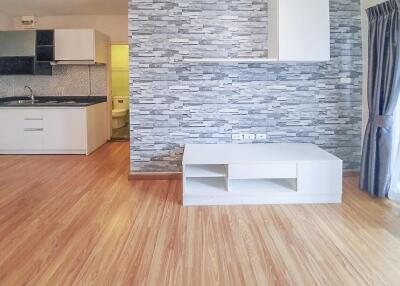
[24,85,34,103]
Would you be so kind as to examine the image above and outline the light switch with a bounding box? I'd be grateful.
[232,134,244,140]
[244,134,255,140]
[256,134,267,140]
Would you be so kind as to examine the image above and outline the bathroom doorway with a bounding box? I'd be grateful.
[110,44,130,141]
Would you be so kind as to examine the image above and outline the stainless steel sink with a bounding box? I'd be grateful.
[1,98,93,106]
[43,100,79,104]
[3,99,38,105]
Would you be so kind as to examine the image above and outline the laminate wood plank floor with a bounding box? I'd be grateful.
[0,142,399,285]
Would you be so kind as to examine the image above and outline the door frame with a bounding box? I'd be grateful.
[108,41,129,139]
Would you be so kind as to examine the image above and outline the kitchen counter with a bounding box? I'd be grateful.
[0,96,107,107]
[0,99,109,155]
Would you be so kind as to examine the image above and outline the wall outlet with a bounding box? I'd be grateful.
[232,133,244,140]
[256,133,267,140]
[244,133,255,140]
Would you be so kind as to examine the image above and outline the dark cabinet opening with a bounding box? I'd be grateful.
[35,30,54,75]
[0,57,35,75]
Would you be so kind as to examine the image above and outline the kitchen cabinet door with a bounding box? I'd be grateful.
[278,0,330,61]
[42,108,86,151]
[54,29,95,61]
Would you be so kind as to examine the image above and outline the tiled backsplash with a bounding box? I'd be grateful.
[128,0,363,172]
[0,65,107,97]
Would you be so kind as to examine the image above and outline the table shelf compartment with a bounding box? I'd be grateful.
[228,178,297,194]
[185,177,228,195]
[185,164,227,178]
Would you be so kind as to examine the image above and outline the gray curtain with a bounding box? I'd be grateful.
[360,0,400,197]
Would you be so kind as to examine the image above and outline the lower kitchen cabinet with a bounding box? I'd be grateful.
[0,103,108,154]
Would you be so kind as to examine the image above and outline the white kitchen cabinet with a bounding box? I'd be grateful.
[0,103,108,154]
[268,0,330,61]
[42,108,86,151]
[54,29,108,64]
[184,0,330,63]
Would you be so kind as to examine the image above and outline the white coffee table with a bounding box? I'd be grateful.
[182,143,342,206]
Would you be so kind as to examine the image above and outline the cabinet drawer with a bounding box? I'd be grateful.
[21,110,44,150]
[19,110,44,129]
[228,163,297,179]
[23,118,44,129]
[21,127,44,150]
[21,109,44,119]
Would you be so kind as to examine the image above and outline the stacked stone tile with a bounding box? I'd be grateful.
[129,0,362,171]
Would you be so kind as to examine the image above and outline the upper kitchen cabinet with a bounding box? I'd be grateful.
[54,29,108,65]
[183,0,330,63]
[35,30,55,75]
[0,30,54,75]
[0,31,36,57]
[268,0,330,61]
[0,31,35,75]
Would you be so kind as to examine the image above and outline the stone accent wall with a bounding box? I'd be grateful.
[0,65,107,97]
[129,0,362,172]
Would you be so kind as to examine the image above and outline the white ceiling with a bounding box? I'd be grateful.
[0,0,128,16]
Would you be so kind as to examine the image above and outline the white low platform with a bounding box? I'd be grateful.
[182,144,343,206]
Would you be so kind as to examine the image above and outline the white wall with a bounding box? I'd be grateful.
[360,0,386,138]
[13,15,128,42]
[0,12,13,30]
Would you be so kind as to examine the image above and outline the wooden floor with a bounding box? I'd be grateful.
[0,142,399,286]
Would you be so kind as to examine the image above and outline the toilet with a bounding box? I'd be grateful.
[112,96,129,129]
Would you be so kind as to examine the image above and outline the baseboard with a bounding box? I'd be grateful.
[129,171,358,180]
[343,171,359,177]
[128,172,182,180]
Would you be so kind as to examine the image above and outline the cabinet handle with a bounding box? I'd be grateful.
[24,118,43,121]
[24,128,44,132]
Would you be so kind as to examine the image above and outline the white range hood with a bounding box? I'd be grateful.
[50,60,105,66]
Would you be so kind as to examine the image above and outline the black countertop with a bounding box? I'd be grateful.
[0,96,107,107]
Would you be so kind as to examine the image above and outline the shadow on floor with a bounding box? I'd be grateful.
[112,125,130,141]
